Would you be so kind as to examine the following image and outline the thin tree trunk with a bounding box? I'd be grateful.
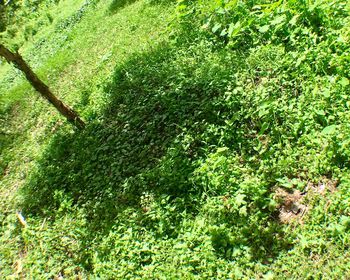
[0,44,85,129]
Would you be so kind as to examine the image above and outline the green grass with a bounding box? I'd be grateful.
[1,0,350,278]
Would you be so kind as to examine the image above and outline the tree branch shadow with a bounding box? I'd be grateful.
[21,42,216,232]
[20,40,292,271]
[108,0,139,14]
[107,0,175,14]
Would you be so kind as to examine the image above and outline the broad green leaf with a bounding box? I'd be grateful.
[322,89,331,98]
[216,7,226,15]
[271,15,286,25]
[212,23,222,33]
[228,23,235,36]
[321,125,337,135]
[217,147,229,153]
[235,193,246,207]
[289,15,299,25]
[276,178,293,189]
[220,28,227,36]
[339,77,349,87]
[259,25,269,33]
[228,22,241,37]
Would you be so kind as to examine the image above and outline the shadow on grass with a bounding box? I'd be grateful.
[20,41,291,270]
[0,132,14,176]
[108,0,175,14]
[0,103,24,177]
[108,0,138,14]
[21,42,216,231]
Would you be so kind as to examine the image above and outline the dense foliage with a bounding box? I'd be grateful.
[1,0,350,278]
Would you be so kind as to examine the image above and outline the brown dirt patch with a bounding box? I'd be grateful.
[274,178,338,224]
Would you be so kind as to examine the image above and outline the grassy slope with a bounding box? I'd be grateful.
[1,0,173,278]
[1,0,350,279]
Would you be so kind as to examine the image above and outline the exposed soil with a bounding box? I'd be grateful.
[274,178,338,224]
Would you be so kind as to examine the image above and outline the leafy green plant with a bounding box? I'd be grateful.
[1,0,350,278]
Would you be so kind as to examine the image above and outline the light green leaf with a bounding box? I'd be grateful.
[217,147,229,153]
[220,28,227,36]
[259,25,269,33]
[212,23,222,33]
[339,77,349,87]
[235,193,246,207]
[228,22,241,37]
[322,89,331,98]
[271,15,286,25]
[239,205,247,216]
[216,7,226,15]
[289,15,299,25]
[321,125,337,135]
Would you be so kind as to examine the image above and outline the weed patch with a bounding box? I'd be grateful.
[1,0,350,278]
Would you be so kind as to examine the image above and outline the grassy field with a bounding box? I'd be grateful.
[1,0,350,278]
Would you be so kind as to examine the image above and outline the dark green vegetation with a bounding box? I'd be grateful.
[1,0,350,278]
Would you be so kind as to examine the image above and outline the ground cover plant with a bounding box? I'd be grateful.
[0,0,350,278]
